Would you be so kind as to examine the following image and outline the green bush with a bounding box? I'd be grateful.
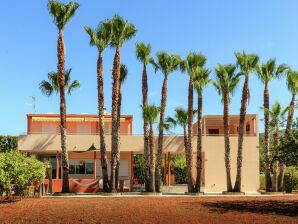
[0,151,46,196]
[259,173,265,190]
[283,167,298,193]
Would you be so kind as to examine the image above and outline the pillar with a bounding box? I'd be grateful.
[130,152,134,192]
[56,151,59,179]
[167,152,171,186]
[93,151,97,179]
[164,153,167,186]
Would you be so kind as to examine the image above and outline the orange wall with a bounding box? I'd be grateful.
[28,115,133,135]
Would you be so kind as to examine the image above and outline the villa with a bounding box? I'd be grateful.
[18,113,260,193]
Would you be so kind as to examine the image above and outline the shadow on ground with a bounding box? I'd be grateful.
[184,200,298,217]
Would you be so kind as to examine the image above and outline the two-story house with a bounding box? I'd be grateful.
[18,113,259,193]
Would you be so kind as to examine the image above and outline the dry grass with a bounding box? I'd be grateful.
[0,196,297,224]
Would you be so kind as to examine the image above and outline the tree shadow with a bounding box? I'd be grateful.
[198,199,298,217]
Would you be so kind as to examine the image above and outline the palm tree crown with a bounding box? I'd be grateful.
[141,104,160,124]
[151,52,182,76]
[135,42,152,65]
[180,52,207,78]
[39,69,80,96]
[47,0,80,32]
[166,107,196,129]
[256,59,288,84]
[267,102,289,129]
[110,15,137,48]
[286,69,298,95]
[235,51,259,75]
[194,67,211,93]
[84,21,112,53]
[213,64,241,102]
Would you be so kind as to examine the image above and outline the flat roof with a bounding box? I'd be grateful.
[27,114,133,119]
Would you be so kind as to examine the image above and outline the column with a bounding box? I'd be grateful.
[167,152,171,186]
[93,151,97,179]
[56,151,59,179]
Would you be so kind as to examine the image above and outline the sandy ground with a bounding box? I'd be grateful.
[0,196,297,224]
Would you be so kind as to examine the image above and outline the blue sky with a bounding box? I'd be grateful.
[0,0,297,135]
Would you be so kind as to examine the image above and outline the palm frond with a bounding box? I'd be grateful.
[135,42,151,65]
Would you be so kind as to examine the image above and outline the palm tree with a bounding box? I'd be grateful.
[234,51,259,192]
[256,59,287,192]
[264,102,289,192]
[279,70,298,191]
[180,52,206,193]
[115,64,128,189]
[47,0,80,193]
[285,70,298,137]
[151,52,182,192]
[84,21,112,192]
[135,42,152,192]
[109,15,137,192]
[39,69,80,96]
[213,64,241,192]
[193,67,211,193]
[141,104,160,192]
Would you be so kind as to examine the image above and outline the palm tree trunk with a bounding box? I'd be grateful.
[58,31,69,193]
[223,90,233,192]
[97,53,109,192]
[142,64,150,192]
[155,76,168,192]
[234,75,249,192]
[264,83,272,192]
[277,163,286,192]
[272,127,279,192]
[195,91,203,193]
[186,77,194,193]
[285,94,296,138]
[149,121,155,192]
[115,89,122,191]
[110,46,121,192]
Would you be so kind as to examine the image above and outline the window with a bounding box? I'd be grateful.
[42,124,57,134]
[69,160,94,175]
[76,123,91,134]
[208,129,219,135]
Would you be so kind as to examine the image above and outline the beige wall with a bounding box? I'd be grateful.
[203,136,259,193]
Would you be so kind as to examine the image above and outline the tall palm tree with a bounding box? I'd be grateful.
[135,42,152,192]
[109,15,137,192]
[151,52,182,192]
[47,0,80,193]
[180,52,206,193]
[256,59,287,192]
[213,64,241,192]
[285,70,298,137]
[193,67,211,193]
[84,21,112,192]
[39,69,80,96]
[234,51,259,192]
[279,70,298,191]
[141,104,160,192]
[115,64,128,189]
[264,102,289,192]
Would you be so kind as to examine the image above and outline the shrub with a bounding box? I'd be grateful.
[283,167,298,193]
[259,173,265,190]
[0,151,46,196]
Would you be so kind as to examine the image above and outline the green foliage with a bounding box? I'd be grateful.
[278,118,298,166]
[47,0,80,32]
[0,136,17,152]
[286,69,298,95]
[151,52,182,76]
[120,64,128,86]
[135,42,152,65]
[283,167,298,193]
[170,154,187,184]
[259,173,265,190]
[0,151,46,195]
[141,104,160,124]
[39,69,80,96]
[133,154,145,183]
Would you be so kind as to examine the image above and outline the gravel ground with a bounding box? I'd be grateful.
[0,196,297,224]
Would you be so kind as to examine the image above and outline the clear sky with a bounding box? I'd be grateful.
[0,0,297,135]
